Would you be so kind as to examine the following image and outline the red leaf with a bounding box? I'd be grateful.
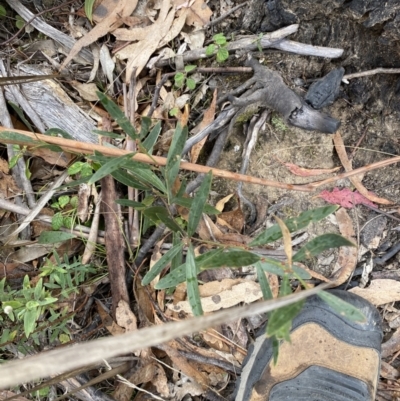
[318,188,376,209]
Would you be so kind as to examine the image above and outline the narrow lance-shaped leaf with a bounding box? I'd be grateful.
[45,128,74,140]
[97,92,138,140]
[267,299,305,339]
[318,291,366,323]
[250,206,339,246]
[187,171,212,237]
[164,124,188,202]
[155,249,224,289]
[292,233,355,262]
[88,153,136,184]
[142,121,162,152]
[173,196,220,215]
[38,231,76,244]
[139,116,152,139]
[0,131,35,144]
[186,244,203,316]
[258,259,311,279]
[154,248,260,289]
[256,262,273,300]
[142,243,184,286]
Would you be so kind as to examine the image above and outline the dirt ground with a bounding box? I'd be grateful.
[211,0,400,281]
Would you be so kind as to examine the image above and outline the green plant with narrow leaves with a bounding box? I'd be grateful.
[0,252,97,350]
[206,33,230,63]
[0,93,365,362]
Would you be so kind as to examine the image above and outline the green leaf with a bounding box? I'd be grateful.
[15,15,25,29]
[123,161,167,194]
[216,48,229,63]
[279,274,291,297]
[258,258,311,279]
[173,196,220,215]
[293,233,355,262]
[139,116,152,139]
[0,131,35,143]
[38,231,76,244]
[155,249,222,289]
[187,171,212,237]
[92,129,122,139]
[155,249,260,289]
[256,262,273,300]
[184,65,197,73]
[9,154,21,169]
[0,5,6,17]
[205,44,216,56]
[58,195,70,209]
[84,0,96,22]
[111,170,149,191]
[81,163,94,177]
[213,33,227,45]
[142,121,162,152]
[142,243,184,286]
[115,199,147,210]
[23,308,37,338]
[250,206,339,246]
[67,162,84,175]
[199,249,260,270]
[33,278,43,300]
[45,128,74,140]
[186,245,203,316]
[318,291,366,323]
[174,72,185,88]
[63,217,74,229]
[51,212,63,230]
[186,78,196,90]
[2,301,23,310]
[142,207,182,232]
[164,124,187,201]
[8,102,34,132]
[267,300,305,338]
[169,107,179,117]
[70,196,78,208]
[88,153,135,184]
[171,232,183,271]
[97,92,138,140]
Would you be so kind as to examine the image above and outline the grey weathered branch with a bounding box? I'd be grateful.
[155,24,343,68]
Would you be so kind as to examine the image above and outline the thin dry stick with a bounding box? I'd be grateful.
[0,126,312,192]
[2,126,400,193]
[0,284,331,388]
[343,68,400,81]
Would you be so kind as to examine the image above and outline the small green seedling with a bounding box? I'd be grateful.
[51,195,78,230]
[174,65,197,90]
[206,33,229,63]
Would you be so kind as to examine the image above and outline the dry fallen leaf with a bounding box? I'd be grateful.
[116,300,137,331]
[330,208,357,286]
[61,0,138,69]
[190,89,217,163]
[96,300,125,336]
[318,187,376,208]
[276,157,340,177]
[349,279,400,305]
[168,280,262,314]
[333,131,392,205]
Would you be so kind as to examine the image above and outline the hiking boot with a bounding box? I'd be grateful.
[235,290,382,401]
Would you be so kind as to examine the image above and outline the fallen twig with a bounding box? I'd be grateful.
[343,68,400,82]
[156,24,343,68]
[1,127,400,194]
[0,283,330,388]
[0,126,312,191]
